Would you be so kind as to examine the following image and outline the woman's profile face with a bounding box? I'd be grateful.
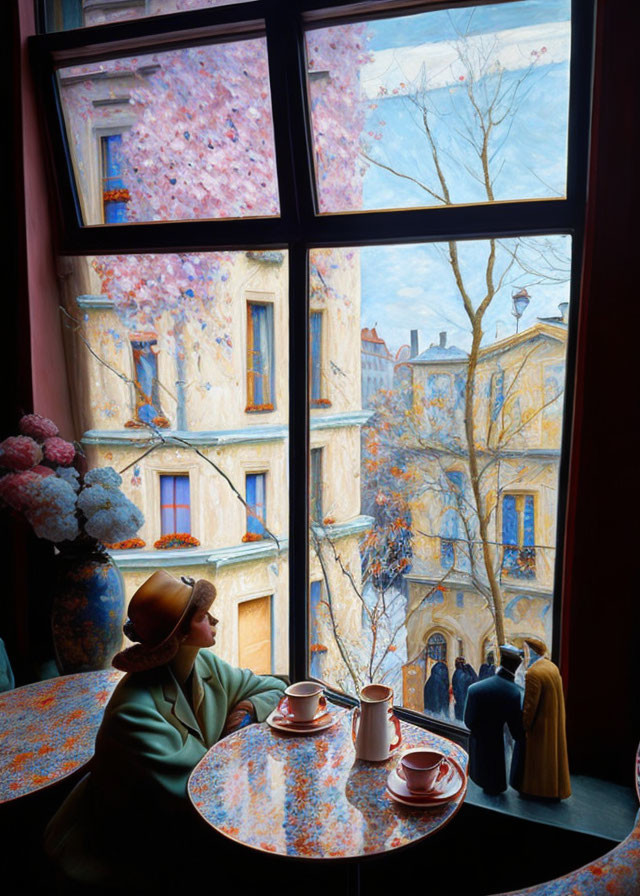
[183,608,218,648]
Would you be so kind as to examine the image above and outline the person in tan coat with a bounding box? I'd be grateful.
[517,637,571,799]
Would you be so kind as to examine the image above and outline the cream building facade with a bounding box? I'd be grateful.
[401,317,568,711]
[56,42,371,680]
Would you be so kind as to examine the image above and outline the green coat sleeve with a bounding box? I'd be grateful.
[208,653,286,722]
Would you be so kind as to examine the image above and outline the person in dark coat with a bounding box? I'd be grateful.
[423,659,450,717]
[478,651,496,680]
[452,656,476,721]
[463,645,525,794]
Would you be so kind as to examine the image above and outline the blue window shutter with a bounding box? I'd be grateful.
[174,475,191,534]
[310,312,322,401]
[491,370,505,421]
[248,304,274,407]
[102,134,128,223]
[523,495,535,546]
[502,495,518,545]
[246,473,266,535]
[446,471,464,494]
[160,476,174,535]
[309,581,324,678]
[131,339,160,421]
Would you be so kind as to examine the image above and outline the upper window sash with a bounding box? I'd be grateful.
[30,0,593,254]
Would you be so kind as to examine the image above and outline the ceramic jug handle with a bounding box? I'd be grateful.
[351,706,360,744]
[389,713,402,751]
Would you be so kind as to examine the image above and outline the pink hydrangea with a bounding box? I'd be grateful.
[32,465,55,478]
[0,471,41,511]
[43,437,76,466]
[0,436,43,471]
[19,414,59,441]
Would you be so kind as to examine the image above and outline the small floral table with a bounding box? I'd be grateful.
[188,707,468,859]
[0,668,122,803]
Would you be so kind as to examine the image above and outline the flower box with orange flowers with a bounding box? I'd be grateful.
[103,188,131,203]
[311,398,332,408]
[154,533,200,550]
[310,643,328,653]
[242,532,264,543]
[245,403,274,413]
[105,537,146,550]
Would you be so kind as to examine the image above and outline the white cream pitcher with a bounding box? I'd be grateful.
[351,683,402,761]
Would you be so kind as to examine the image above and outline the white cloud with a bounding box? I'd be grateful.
[362,21,571,99]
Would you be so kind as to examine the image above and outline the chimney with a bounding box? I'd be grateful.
[410,329,419,357]
[558,302,569,322]
[439,331,447,349]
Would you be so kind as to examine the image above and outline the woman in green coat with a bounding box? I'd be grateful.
[45,570,287,891]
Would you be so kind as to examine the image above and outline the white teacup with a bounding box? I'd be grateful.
[400,749,448,793]
[277,681,325,722]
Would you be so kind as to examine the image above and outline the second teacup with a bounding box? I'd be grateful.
[278,681,325,722]
[400,749,448,792]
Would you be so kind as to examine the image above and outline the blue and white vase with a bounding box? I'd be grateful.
[51,547,125,674]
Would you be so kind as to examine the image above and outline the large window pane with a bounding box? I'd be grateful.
[306,0,570,214]
[308,237,571,722]
[60,250,288,674]
[57,38,279,224]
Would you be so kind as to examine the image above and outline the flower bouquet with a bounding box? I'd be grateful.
[0,414,145,673]
[0,414,143,552]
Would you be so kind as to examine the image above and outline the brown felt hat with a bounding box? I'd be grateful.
[523,636,548,656]
[112,570,216,673]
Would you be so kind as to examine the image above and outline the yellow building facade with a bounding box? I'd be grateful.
[402,321,567,711]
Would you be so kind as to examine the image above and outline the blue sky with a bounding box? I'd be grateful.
[357,0,572,354]
[368,0,571,51]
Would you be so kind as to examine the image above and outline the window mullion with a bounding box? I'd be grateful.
[288,243,310,683]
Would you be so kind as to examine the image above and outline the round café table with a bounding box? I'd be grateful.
[0,668,122,803]
[188,706,468,860]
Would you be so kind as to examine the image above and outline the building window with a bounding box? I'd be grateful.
[130,336,166,426]
[502,494,536,579]
[246,302,274,412]
[490,369,505,422]
[440,471,466,570]
[160,474,191,536]
[427,632,447,663]
[100,134,129,223]
[244,473,267,541]
[310,448,323,523]
[238,596,272,675]
[310,311,329,406]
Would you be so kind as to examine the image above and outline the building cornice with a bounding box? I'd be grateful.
[108,518,370,570]
[310,410,372,430]
[83,412,373,447]
[108,537,289,571]
[403,569,553,599]
[311,515,374,539]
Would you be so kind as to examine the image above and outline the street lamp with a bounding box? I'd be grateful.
[512,288,531,334]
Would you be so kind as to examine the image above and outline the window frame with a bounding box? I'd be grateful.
[29,0,596,743]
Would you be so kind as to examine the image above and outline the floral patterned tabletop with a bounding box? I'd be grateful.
[188,707,468,859]
[0,668,122,803]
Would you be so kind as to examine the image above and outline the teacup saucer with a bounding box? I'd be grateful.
[386,756,466,807]
[267,701,341,735]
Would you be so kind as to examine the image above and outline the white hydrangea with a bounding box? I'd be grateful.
[56,466,80,492]
[84,466,123,488]
[24,477,79,543]
[77,484,113,518]
[84,500,144,543]
[78,478,144,544]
